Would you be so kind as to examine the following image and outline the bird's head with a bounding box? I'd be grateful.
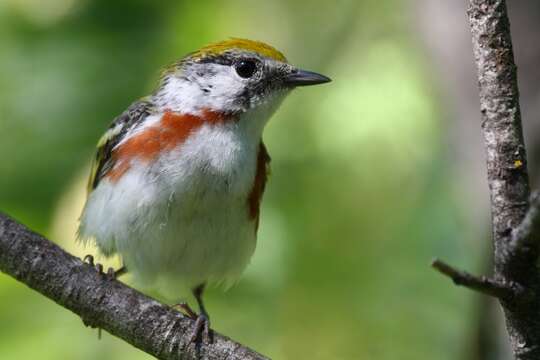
[154,38,331,121]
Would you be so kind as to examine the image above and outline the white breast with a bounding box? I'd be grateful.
[79,118,262,297]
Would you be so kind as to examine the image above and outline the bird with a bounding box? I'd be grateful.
[78,38,331,341]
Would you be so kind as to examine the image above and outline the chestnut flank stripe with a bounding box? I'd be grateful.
[247,143,270,228]
[107,110,230,182]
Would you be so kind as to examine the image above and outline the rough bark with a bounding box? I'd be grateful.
[432,1,540,359]
[414,0,540,358]
[0,212,268,360]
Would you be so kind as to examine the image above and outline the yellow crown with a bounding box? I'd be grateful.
[190,38,287,62]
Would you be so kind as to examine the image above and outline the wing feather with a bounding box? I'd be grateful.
[86,99,154,193]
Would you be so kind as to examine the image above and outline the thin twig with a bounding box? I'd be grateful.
[0,212,268,360]
[431,259,514,300]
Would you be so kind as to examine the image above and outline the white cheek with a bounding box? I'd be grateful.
[206,71,244,107]
[155,66,247,114]
[159,77,208,114]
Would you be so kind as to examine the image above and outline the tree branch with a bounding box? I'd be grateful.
[469,0,533,279]
[511,191,540,258]
[0,212,268,360]
[431,259,515,299]
[433,1,540,359]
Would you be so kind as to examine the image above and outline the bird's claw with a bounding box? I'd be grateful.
[81,255,122,339]
[95,263,104,275]
[173,302,213,344]
[106,267,116,280]
[83,254,125,280]
[83,254,103,274]
[189,313,212,344]
[106,266,127,280]
[173,302,198,320]
[83,254,95,266]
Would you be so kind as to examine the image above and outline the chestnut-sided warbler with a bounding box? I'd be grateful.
[78,38,330,341]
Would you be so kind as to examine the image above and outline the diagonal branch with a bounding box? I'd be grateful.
[431,259,516,300]
[510,191,540,260]
[0,212,268,360]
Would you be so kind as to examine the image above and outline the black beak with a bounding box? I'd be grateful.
[284,69,332,87]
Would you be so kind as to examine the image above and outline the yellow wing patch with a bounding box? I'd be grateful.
[192,38,287,63]
[86,124,124,194]
[86,155,101,195]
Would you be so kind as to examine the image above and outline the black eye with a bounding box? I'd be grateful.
[235,60,257,78]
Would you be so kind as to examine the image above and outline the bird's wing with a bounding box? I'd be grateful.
[86,99,154,193]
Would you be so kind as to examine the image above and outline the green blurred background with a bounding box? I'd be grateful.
[3,0,539,359]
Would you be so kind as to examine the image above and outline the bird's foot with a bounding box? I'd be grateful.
[173,302,198,320]
[83,254,104,274]
[81,319,103,340]
[190,313,212,344]
[172,303,213,343]
[81,256,125,340]
[83,255,126,280]
[106,266,127,280]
